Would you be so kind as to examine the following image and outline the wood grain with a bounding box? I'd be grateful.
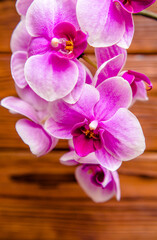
[0,0,157,239]
[0,151,157,240]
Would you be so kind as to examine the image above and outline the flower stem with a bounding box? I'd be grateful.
[135,10,157,21]
[81,54,97,69]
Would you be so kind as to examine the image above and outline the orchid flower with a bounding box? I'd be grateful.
[1,86,58,156]
[11,0,87,103]
[45,79,145,171]
[60,141,120,203]
[94,45,152,104]
[76,0,155,48]
[76,164,120,203]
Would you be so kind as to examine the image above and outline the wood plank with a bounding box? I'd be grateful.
[0,151,157,240]
[0,53,157,150]
[0,1,157,53]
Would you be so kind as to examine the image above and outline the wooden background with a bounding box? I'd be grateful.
[0,1,157,239]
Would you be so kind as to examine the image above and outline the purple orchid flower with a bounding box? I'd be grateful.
[1,85,58,156]
[94,45,152,104]
[11,0,87,103]
[76,0,155,48]
[60,141,120,203]
[76,164,120,203]
[45,78,145,171]
[120,70,152,104]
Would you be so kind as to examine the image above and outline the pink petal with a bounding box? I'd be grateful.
[73,133,96,157]
[11,51,27,88]
[101,108,146,161]
[132,81,148,103]
[24,52,79,101]
[10,19,31,52]
[128,70,152,89]
[16,85,48,112]
[69,84,100,119]
[16,0,33,16]
[93,54,126,87]
[116,9,134,49]
[26,0,79,38]
[112,171,121,201]
[28,37,50,56]
[85,66,93,85]
[63,60,86,104]
[45,100,85,139]
[95,45,127,68]
[60,151,78,166]
[76,0,125,47]
[45,118,74,139]
[1,97,39,123]
[94,77,132,121]
[16,119,57,156]
[76,152,98,164]
[96,148,122,171]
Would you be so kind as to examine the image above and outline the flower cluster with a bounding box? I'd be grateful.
[1,0,154,202]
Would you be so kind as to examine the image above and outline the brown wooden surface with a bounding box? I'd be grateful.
[0,1,157,239]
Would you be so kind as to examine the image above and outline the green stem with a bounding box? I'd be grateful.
[81,54,97,69]
[134,10,157,21]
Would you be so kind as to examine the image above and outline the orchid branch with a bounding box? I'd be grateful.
[135,10,157,21]
[80,54,97,69]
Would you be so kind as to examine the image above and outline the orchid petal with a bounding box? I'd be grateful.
[24,52,79,101]
[95,45,127,68]
[16,0,33,16]
[11,19,31,52]
[1,97,39,123]
[28,37,50,56]
[132,81,148,103]
[11,51,27,88]
[16,119,57,156]
[94,77,132,120]
[101,108,146,161]
[112,171,121,201]
[73,133,96,157]
[63,60,86,104]
[93,55,126,87]
[60,151,78,166]
[95,148,122,171]
[77,0,125,47]
[26,0,79,38]
[45,117,75,139]
[116,9,134,49]
[69,84,100,119]
[16,85,48,111]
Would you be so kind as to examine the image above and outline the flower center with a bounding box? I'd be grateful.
[122,0,130,5]
[65,40,74,52]
[81,120,99,139]
[82,129,98,139]
[51,37,74,54]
